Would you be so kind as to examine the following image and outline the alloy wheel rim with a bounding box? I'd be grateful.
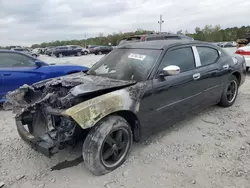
[101,128,130,168]
[227,80,237,103]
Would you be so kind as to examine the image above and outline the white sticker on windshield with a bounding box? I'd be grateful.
[128,53,146,61]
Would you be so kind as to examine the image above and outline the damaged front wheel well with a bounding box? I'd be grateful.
[112,110,141,142]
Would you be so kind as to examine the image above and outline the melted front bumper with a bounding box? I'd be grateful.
[16,118,58,157]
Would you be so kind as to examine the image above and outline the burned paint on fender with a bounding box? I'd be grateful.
[62,89,135,129]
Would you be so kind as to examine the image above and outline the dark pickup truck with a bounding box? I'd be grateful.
[53,46,89,58]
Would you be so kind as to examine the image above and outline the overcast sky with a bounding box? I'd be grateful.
[0,0,249,46]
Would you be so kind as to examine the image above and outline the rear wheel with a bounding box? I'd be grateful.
[77,52,81,56]
[82,115,132,175]
[83,51,88,55]
[98,51,102,55]
[218,75,239,107]
[58,53,63,58]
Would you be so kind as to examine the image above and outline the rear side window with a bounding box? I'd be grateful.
[159,47,195,73]
[197,47,219,66]
[0,53,35,67]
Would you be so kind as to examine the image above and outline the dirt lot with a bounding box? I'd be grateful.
[1,49,250,188]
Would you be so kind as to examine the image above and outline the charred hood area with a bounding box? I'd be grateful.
[4,72,137,114]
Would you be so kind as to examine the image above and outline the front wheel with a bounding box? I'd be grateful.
[218,75,239,107]
[82,115,132,176]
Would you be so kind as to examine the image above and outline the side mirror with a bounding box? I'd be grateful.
[35,60,42,67]
[159,65,180,77]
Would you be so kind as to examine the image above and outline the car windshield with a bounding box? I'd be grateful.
[88,48,161,81]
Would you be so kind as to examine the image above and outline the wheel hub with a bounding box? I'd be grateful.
[100,128,129,168]
[112,144,118,150]
[227,80,237,103]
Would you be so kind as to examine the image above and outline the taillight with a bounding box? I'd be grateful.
[235,49,250,55]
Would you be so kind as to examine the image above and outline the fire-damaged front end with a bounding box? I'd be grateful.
[5,72,141,157]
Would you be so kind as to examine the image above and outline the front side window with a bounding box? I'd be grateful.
[0,53,35,68]
[197,47,219,66]
[159,47,195,73]
[88,48,162,81]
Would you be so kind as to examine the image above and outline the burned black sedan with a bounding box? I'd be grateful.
[5,40,246,175]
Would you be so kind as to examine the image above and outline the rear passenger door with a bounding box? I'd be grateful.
[193,46,226,105]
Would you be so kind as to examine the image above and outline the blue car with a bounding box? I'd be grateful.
[0,50,88,103]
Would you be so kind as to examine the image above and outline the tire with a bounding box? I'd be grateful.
[218,75,239,107]
[82,115,133,176]
[83,51,88,55]
[246,67,249,72]
[57,53,63,58]
[98,51,102,55]
[32,54,37,58]
[77,52,81,56]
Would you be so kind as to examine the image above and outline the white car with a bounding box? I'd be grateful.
[11,48,39,58]
[235,43,250,71]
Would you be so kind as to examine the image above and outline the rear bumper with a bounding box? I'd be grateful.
[16,118,58,157]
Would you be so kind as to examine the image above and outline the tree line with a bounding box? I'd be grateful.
[1,25,250,49]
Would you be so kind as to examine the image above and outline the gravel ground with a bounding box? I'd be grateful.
[1,48,250,188]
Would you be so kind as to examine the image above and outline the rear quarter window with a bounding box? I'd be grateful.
[197,47,219,66]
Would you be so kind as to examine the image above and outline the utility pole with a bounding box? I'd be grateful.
[158,15,164,34]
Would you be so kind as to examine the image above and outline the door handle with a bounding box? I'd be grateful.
[193,73,200,80]
[223,64,229,70]
[3,73,11,76]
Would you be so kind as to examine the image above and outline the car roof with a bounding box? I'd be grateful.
[1,49,23,53]
[0,49,34,56]
[117,40,211,50]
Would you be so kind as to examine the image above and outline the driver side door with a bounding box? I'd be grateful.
[149,46,204,126]
[0,52,45,99]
